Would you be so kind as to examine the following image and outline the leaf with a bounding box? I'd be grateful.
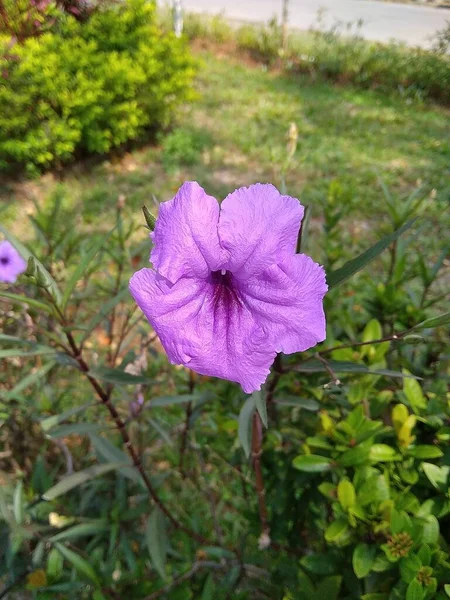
[61,231,113,310]
[40,402,95,432]
[370,444,401,462]
[47,547,64,580]
[295,360,421,379]
[238,395,256,458]
[13,481,24,525]
[403,374,427,414]
[301,553,337,576]
[400,554,422,583]
[406,578,424,600]
[0,291,54,315]
[5,362,55,401]
[293,454,332,473]
[338,445,370,467]
[337,480,356,511]
[150,394,202,407]
[48,422,103,439]
[444,584,450,597]
[313,576,342,600]
[146,508,167,579]
[0,224,62,304]
[422,463,449,492]
[324,519,349,543]
[353,543,376,579]
[90,434,141,484]
[0,346,56,359]
[81,286,130,343]
[49,521,108,543]
[90,367,153,386]
[254,390,268,428]
[43,462,125,500]
[421,515,439,545]
[200,573,215,600]
[413,311,450,331]
[327,219,415,288]
[54,543,100,586]
[409,446,443,459]
[274,395,319,411]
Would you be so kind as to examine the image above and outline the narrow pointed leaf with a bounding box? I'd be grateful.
[327,219,416,288]
[254,390,268,428]
[146,508,167,579]
[412,311,450,331]
[0,291,54,315]
[5,362,55,400]
[43,462,125,500]
[81,286,129,343]
[54,543,100,586]
[238,395,256,458]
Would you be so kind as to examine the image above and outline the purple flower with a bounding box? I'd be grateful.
[129,182,327,393]
[0,241,27,284]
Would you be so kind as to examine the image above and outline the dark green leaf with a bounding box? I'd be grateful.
[353,543,376,579]
[293,454,332,473]
[49,521,108,543]
[43,462,125,500]
[89,434,141,484]
[327,219,415,288]
[48,423,103,439]
[406,579,424,600]
[313,576,342,600]
[90,367,153,385]
[146,508,167,579]
[150,394,202,407]
[400,554,422,583]
[254,390,268,428]
[274,395,319,411]
[54,543,100,586]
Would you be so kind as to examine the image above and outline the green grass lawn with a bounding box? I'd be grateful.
[2,49,449,252]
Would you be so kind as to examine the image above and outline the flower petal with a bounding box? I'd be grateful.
[129,268,276,393]
[218,183,304,279]
[0,241,27,284]
[237,254,328,354]
[151,182,227,284]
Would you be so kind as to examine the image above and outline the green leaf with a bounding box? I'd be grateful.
[422,463,449,492]
[90,367,153,386]
[406,579,424,600]
[324,519,349,543]
[146,508,167,579]
[200,573,215,600]
[297,568,315,599]
[5,362,55,401]
[13,481,24,525]
[313,576,342,600]
[370,444,401,462]
[327,219,415,288]
[49,521,108,543]
[81,286,129,343]
[409,446,443,459]
[0,291,54,315]
[54,543,100,586]
[48,422,103,439]
[40,402,95,432]
[0,224,62,305]
[274,396,319,410]
[238,395,256,458]
[444,584,450,597]
[150,394,203,407]
[353,543,376,579]
[422,515,439,545]
[61,231,113,310]
[47,547,64,580]
[403,374,427,414]
[400,554,422,583]
[254,390,268,428]
[90,434,141,484]
[0,346,56,359]
[301,553,337,576]
[293,454,332,473]
[338,445,370,467]
[295,360,421,380]
[43,462,125,500]
[413,311,450,331]
[337,480,356,511]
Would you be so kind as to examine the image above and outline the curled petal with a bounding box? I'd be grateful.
[218,183,304,279]
[129,268,276,393]
[151,182,227,284]
[237,254,328,354]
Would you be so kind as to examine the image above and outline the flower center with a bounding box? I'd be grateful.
[210,270,243,315]
[0,256,9,266]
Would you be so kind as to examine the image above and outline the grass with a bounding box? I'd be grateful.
[1,48,449,257]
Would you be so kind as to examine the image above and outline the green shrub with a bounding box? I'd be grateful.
[0,0,196,174]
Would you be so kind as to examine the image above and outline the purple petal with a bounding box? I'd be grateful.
[0,241,27,284]
[237,254,328,354]
[218,184,304,279]
[151,182,228,284]
[129,268,276,393]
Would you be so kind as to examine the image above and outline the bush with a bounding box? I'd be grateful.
[0,176,449,598]
[0,0,196,175]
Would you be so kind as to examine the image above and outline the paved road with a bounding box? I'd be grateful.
[181,0,448,47]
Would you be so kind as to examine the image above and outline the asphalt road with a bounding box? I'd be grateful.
[180,0,448,47]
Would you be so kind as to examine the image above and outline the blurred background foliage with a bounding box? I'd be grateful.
[0,1,449,599]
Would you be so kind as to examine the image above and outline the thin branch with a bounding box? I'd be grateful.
[144,561,223,600]
[179,370,195,476]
